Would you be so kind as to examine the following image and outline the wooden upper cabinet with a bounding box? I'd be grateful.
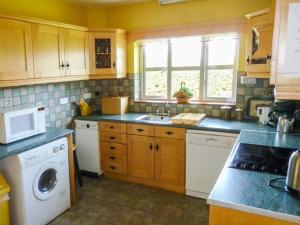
[64,29,89,76]
[32,24,64,78]
[245,1,275,78]
[271,0,300,99]
[154,137,185,186]
[127,135,155,180]
[89,29,127,79]
[0,18,34,80]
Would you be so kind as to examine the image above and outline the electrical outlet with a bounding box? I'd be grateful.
[84,93,92,99]
[241,76,256,85]
[4,98,12,107]
[60,97,69,105]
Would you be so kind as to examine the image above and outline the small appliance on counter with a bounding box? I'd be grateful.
[277,115,295,133]
[286,150,300,197]
[268,100,295,127]
[0,106,46,144]
[256,106,271,125]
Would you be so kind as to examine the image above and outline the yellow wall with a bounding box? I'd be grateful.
[105,0,272,30]
[0,0,87,26]
[87,6,107,28]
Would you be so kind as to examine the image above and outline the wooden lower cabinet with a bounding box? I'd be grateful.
[209,205,297,225]
[127,135,155,179]
[155,137,185,186]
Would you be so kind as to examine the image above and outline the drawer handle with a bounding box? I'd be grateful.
[206,138,217,141]
[136,128,144,132]
[110,156,116,160]
[110,126,114,129]
[110,166,116,170]
[110,146,115,150]
[149,143,153,151]
[166,131,174,135]
[109,137,115,140]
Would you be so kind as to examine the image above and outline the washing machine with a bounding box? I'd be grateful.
[0,137,70,225]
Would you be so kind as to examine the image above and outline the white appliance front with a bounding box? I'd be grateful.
[75,120,102,175]
[0,137,70,225]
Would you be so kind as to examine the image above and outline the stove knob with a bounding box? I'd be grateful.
[241,163,249,169]
[235,162,241,168]
[53,147,59,154]
[60,144,65,151]
[261,165,268,173]
[252,164,258,171]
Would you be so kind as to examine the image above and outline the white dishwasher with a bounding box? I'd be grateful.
[186,129,238,199]
[75,120,103,176]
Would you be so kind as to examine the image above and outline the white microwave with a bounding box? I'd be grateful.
[0,106,46,144]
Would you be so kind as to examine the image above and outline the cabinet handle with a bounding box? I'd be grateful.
[109,137,115,140]
[113,62,116,68]
[66,61,70,69]
[110,146,115,150]
[155,143,159,151]
[137,128,144,132]
[110,126,114,129]
[149,143,153,151]
[246,56,250,65]
[110,156,116,160]
[266,54,272,60]
[110,166,116,170]
[206,138,217,141]
[60,61,65,69]
[166,131,174,135]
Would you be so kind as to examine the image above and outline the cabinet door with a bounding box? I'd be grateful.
[127,135,154,179]
[64,29,89,76]
[154,138,185,186]
[32,24,65,78]
[272,0,300,86]
[0,18,34,80]
[89,32,116,75]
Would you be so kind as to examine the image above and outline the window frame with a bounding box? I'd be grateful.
[139,34,239,103]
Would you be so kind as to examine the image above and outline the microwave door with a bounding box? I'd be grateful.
[5,109,39,141]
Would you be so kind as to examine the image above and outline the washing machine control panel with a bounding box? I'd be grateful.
[20,138,68,169]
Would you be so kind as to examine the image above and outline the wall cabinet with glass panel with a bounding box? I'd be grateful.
[89,29,127,79]
[140,33,239,103]
[245,1,275,78]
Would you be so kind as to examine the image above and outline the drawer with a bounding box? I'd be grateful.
[100,132,127,144]
[155,126,186,139]
[100,122,126,133]
[103,161,127,175]
[127,123,154,136]
[101,142,127,155]
[102,152,127,164]
[186,133,237,148]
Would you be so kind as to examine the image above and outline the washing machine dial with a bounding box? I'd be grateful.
[60,144,65,151]
[53,146,59,154]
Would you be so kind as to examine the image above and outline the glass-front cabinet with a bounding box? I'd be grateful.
[245,0,275,78]
[89,29,127,79]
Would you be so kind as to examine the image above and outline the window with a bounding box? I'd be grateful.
[140,33,239,102]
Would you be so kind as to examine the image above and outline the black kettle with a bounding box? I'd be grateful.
[286,150,300,196]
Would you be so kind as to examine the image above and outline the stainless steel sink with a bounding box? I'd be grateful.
[135,114,171,123]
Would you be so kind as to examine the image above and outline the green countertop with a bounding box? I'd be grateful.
[76,113,276,133]
[207,130,300,223]
[0,127,73,160]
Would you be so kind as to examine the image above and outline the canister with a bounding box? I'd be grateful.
[221,105,232,120]
[235,108,244,121]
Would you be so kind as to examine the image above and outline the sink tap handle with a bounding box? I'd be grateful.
[168,111,171,117]
[156,109,159,116]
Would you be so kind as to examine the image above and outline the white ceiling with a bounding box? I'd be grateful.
[66,0,151,6]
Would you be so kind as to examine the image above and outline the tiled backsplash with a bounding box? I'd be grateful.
[0,71,274,129]
[0,81,96,128]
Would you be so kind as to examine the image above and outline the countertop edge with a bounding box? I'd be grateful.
[207,199,300,224]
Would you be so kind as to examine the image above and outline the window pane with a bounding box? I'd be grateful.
[145,70,167,97]
[208,36,237,66]
[207,69,233,98]
[171,37,202,67]
[144,41,168,68]
[171,71,200,100]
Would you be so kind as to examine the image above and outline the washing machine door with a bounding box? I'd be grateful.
[33,163,61,201]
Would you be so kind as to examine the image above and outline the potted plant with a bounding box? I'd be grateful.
[173,82,193,103]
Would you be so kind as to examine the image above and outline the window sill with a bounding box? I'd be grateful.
[134,100,236,106]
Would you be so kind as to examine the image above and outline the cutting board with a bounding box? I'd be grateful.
[171,113,206,125]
